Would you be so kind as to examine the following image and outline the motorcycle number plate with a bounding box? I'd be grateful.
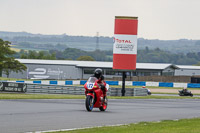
[87,83,94,89]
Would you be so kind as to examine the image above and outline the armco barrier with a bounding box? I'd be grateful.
[0,82,148,96]
[26,84,85,95]
[134,88,148,96]
[1,80,200,88]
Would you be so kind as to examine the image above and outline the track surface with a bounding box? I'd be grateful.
[0,99,200,133]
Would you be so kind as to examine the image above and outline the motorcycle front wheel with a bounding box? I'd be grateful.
[85,95,94,111]
[99,97,108,111]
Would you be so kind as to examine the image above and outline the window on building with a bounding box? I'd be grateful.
[84,69,95,74]
[162,72,174,76]
[105,70,116,75]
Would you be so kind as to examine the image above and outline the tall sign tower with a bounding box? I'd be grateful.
[113,16,138,96]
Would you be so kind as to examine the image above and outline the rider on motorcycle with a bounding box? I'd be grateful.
[183,87,188,93]
[92,68,107,96]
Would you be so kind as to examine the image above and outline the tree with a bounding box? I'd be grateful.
[0,38,27,77]
[3,58,27,78]
[76,56,95,61]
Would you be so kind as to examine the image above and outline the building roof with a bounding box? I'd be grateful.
[176,65,200,70]
[16,59,178,70]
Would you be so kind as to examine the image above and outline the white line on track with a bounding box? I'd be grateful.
[26,124,125,133]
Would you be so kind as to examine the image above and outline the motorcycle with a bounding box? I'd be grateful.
[179,89,193,97]
[84,77,109,112]
[147,89,151,95]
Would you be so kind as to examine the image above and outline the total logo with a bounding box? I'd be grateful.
[114,37,132,43]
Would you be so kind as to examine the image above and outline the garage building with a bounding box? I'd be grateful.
[3,59,179,80]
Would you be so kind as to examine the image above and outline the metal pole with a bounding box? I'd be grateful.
[122,71,126,96]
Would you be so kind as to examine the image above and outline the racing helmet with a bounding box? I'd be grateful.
[94,68,102,79]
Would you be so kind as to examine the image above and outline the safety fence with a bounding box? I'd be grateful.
[0,82,147,96]
[1,80,200,88]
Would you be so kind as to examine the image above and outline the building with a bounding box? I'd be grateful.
[3,59,179,80]
[175,65,200,76]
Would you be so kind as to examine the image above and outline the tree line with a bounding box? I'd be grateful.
[16,46,200,65]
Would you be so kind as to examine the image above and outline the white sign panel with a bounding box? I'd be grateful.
[113,34,137,54]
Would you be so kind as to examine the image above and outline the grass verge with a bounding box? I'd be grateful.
[0,93,85,99]
[0,93,200,99]
[50,118,200,133]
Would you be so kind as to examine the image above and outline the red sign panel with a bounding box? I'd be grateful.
[113,16,138,70]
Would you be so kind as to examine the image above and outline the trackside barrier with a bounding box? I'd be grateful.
[1,80,200,88]
[26,84,85,95]
[134,88,148,96]
[187,83,200,88]
[0,82,148,96]
[133,81,146,86]
[159,82,173,87]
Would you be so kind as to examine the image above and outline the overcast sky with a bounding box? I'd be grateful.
[0,0,200,40]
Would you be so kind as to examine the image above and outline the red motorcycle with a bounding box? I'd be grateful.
[84,77,109,111]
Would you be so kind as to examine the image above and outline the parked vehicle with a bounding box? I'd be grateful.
[84,77,109,111]
[179,89,193,97]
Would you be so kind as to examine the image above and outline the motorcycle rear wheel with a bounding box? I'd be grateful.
[99,97,108,111]
[86,95,94,111]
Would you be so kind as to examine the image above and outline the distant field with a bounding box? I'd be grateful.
[10,46,31,52]
[10,47,21,52]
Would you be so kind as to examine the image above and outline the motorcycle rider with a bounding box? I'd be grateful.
[92,68,107,95]
[142,86,151,95]
[183,87,188,93]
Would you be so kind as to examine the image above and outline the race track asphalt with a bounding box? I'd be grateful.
[0,99,200,133]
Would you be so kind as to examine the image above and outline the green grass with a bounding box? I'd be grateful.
[0,93,199,99]
[0,93,85,99]
[50,118,200,133]
[0,77,33,81]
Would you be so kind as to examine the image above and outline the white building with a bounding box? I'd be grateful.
[3,59,179,80]
[175,65,200,76]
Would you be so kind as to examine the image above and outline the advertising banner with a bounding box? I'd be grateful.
[113,16,138,70]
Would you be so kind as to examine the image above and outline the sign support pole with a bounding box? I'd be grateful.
[122,71,126,96]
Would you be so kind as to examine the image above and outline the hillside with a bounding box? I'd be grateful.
[0,31,200,53]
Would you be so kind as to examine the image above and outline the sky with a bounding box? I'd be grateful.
[0,0,200,40]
